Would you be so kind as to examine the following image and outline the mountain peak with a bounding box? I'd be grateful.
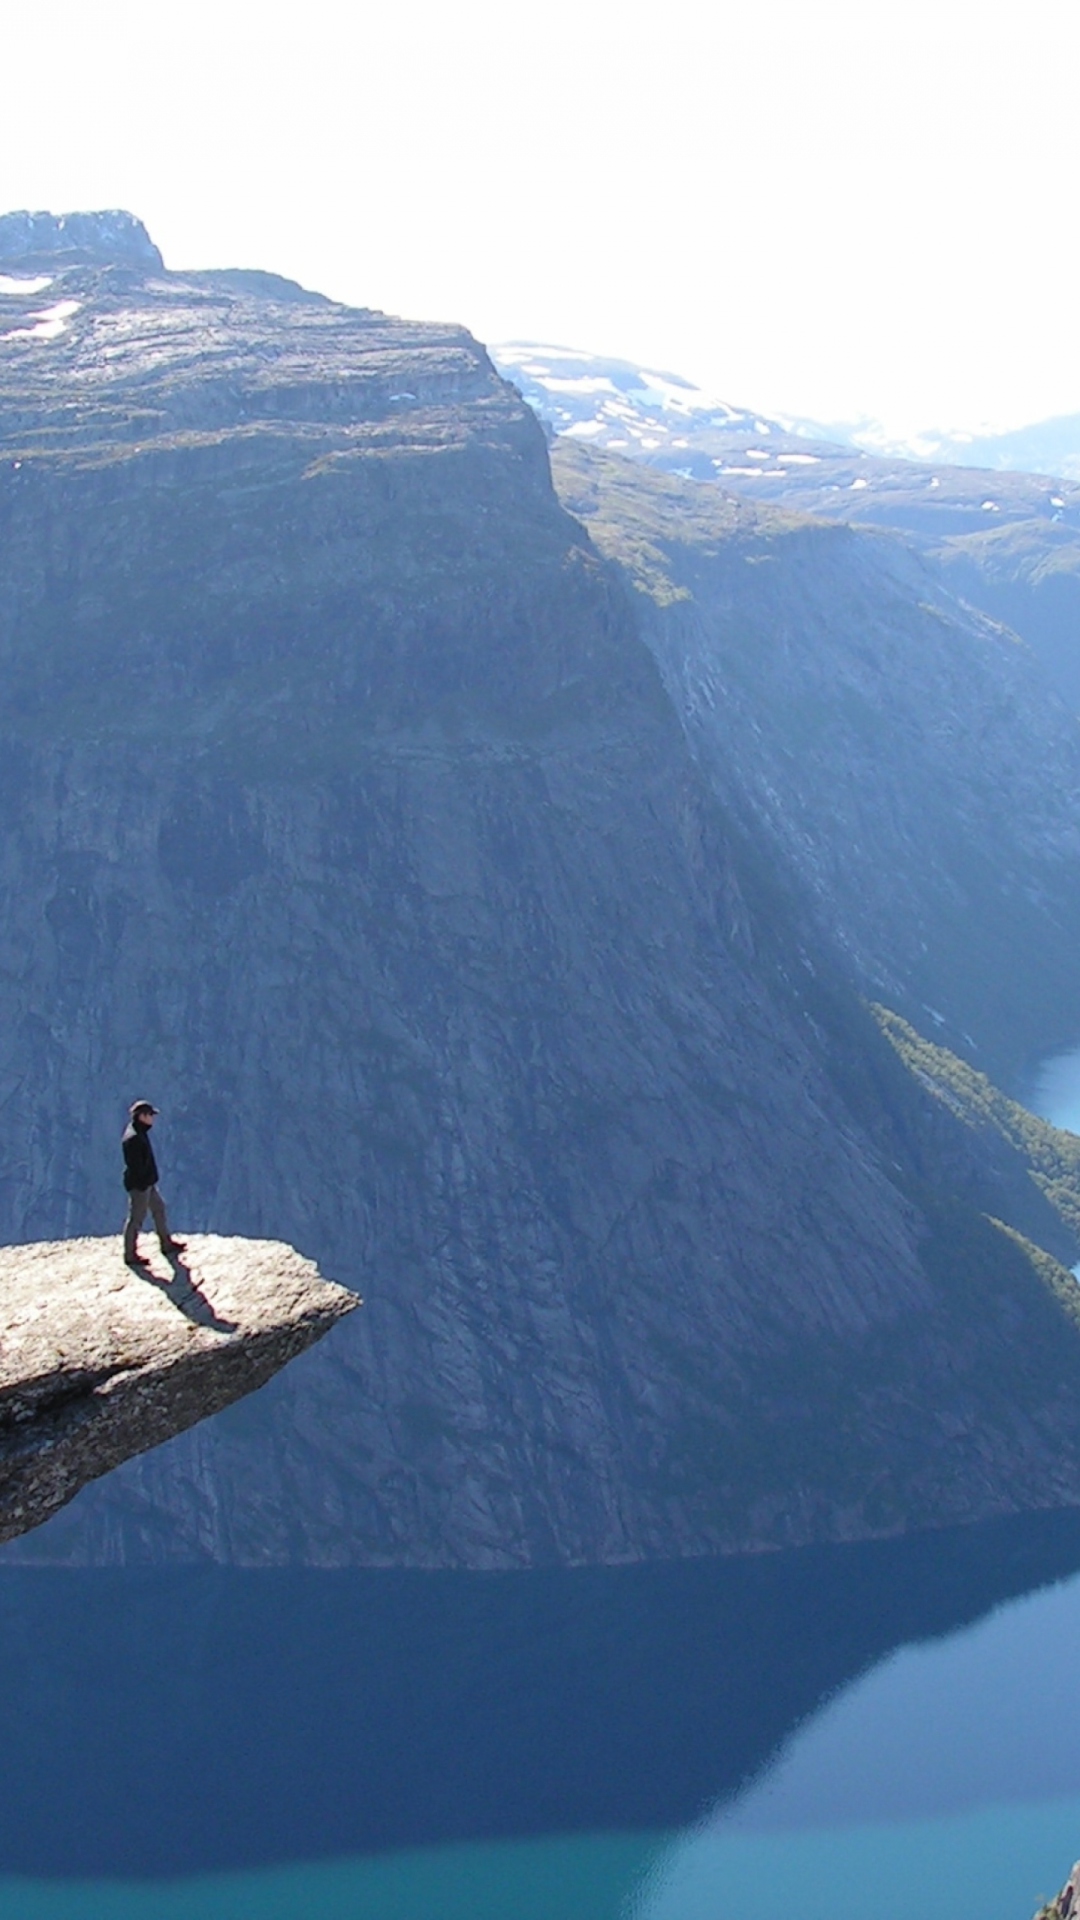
[0,209,163,273]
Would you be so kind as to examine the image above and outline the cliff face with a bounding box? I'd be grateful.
[0,1234,356,1541]
[4,220,1080,1566]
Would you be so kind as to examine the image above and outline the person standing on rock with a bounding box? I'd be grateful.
[122,1101,186,1266]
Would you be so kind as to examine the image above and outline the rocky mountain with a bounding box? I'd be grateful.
[552,443,1080,1085]
[4,215,1080,1567]
[496,344,1080,714]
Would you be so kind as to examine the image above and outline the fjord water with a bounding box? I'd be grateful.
[5,1516,1080,1919]
[1030,1047,1080,1135]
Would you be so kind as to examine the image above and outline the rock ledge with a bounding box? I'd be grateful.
[0,1235,358,1543]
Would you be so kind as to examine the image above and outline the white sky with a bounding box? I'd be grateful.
[2,0,1079,437]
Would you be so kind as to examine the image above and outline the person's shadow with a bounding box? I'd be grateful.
[141,1254,239,1334]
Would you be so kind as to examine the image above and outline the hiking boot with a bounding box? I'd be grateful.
[161,1237,187,1254]
[125,1252,150,1268]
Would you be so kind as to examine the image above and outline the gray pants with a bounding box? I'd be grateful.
[124,1185,172,1259]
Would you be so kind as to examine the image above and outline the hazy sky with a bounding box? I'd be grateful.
[3,0,1079,436]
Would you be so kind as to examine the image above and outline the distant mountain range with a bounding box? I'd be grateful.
[490,341,1080,541]
[492,342,1080,714]
[491,341,823,469]
[818,414,1080,483]
[492,342,1080,485]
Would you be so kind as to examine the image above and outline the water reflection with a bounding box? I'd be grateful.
[634,1804,1080,1920]
[636,1545,1080,1920]
[2,1510,1080,1880]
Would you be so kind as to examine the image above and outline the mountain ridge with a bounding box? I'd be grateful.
[496,342,1080,727]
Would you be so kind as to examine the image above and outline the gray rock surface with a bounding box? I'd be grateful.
[0,1235,357,1542]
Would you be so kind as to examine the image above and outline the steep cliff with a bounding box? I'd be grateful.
[553,443,1080,1087]
[4,217,1080,1566]
[0,1234,356,1541]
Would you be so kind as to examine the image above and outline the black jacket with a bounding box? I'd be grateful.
[122,1120,159,1192]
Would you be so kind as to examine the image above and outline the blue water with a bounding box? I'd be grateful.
[1028,1046,1080,1135]
[4,1519,1080,1919]
[1026,1043,1080,1276]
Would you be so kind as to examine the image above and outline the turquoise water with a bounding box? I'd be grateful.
[0,1835,665,1920]
[635,1801,1080,1920]
[0,1806,1076,1920]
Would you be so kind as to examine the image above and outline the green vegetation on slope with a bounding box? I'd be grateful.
[872,1006,1080,1333]
[873,1007,1080,1242]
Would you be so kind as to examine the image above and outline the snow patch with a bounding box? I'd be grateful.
[850,477,868,490]
[562,419,606,439]
[632,371,736,418]
[534,374,620,398]
[3,298,81,343]
[777,452,820,466]
[981,500,999,512]
[0,273,53,296]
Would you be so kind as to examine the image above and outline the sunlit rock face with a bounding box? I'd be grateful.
[0,1235,357,1543]
[4,217,1080,1568]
